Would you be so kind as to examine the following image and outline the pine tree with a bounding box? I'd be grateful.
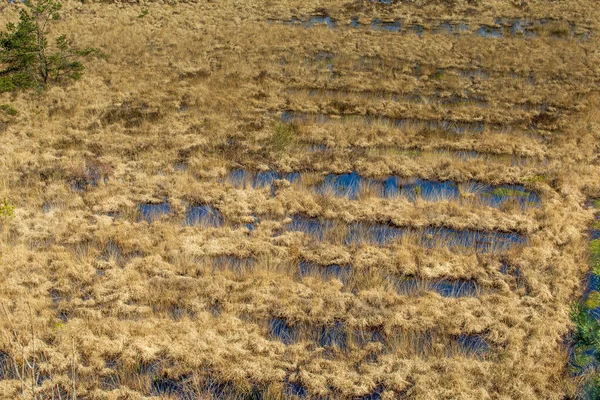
[0,0,100,92]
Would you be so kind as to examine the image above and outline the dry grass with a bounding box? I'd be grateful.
[0,0,599,398]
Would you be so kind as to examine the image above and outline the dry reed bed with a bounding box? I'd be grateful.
[288,143,548,169]
[281,126,549,158]
[0,203,579,398]
[7,122,552,201]
[31,209,523,285]
[268,51,595,117]
[258,0,600,34]
[274,47,597,93]
[275,70,584,129]
[269,15,591,40]
[196,115,551,159]
[258,22,599,76]
[279,110,542,138]
[278,48,600,88]
[282,87,571,114]
[260,118,550,159]
[0,0,598,398]
[244,17,598,81]
[182,139,551,194]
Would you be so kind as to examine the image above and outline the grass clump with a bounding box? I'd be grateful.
[270,122,298,151]
[0,104,17,116]
[525,174,548,183]
[0,197,15,217]
[570,302,600,352]
[570,302,600,386]
[490,187,530,198]
[591,240,600,275]
[545,21,571,37]
[585,291,600,309]
[414,185,422,199]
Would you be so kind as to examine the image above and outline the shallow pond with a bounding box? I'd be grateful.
[287,215,526,253]
[138,202,171,223]
[185,205,224,227]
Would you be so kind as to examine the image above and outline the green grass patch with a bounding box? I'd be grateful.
[414,186,422,198]
[403,149,422,157]
[431,70,448,80]
[524,174,547,183]
[582,376,600,400]
[490,187,530,197]
[570,201,600,395]
[571,302,600,349]
[572,344,598,372]
[591,240,600,273]
[546,23,571,37]
[270,122,297,151]
[390,148,422,157]
[0,198,15,217]
[585,291,600,309]
[0,104,18,116]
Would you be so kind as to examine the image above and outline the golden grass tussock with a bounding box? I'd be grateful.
[0,0,599,398]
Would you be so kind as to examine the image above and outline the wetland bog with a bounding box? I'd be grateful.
[0,0,599,398]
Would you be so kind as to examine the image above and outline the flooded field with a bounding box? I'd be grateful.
[0,0,598,398]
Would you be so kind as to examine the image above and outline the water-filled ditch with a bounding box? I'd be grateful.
[287,215,526,253]
[225,169,541,209]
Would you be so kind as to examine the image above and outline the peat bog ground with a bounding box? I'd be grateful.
[0,0,600,398]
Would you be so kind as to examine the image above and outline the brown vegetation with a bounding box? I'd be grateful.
[0,0,599,398]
